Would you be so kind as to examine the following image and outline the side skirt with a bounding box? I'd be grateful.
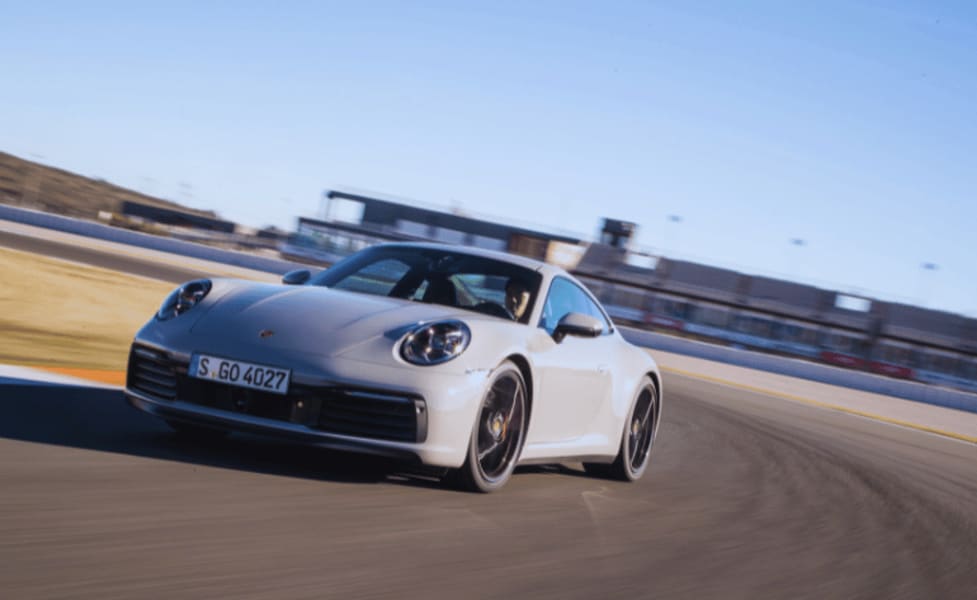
[517,454,616,466]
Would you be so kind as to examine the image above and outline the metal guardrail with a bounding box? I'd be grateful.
[621,327,977,413]
[0,204,305,274]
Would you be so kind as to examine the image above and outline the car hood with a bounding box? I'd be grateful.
[190,282,470,356]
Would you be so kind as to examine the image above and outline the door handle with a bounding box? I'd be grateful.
[597,364,609,374]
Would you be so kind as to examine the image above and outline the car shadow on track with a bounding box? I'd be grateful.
[0,382,451,489]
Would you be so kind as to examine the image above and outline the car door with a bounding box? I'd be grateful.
[526,277,614,444]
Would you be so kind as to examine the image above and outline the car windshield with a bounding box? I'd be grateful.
[309,246,542,323]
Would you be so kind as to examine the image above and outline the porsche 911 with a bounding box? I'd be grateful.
[126,243,663,492]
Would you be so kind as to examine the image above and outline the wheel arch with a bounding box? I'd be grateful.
[504,353,534,425]
[644,368,664,436]
[645,369,661,399]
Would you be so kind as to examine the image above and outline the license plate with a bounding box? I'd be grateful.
[189,354,291,395]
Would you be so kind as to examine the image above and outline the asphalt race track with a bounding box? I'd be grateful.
[1,376,975,599]
[2,231,976,598]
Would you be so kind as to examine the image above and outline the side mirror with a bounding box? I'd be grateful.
[553,312,603,342]
[281,269,311,285]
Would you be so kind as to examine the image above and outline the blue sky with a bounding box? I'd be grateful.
[1,1,975,315]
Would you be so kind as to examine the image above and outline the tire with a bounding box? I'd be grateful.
[584,377,659,482]
[165,419,229,441]
[451,362,528,493]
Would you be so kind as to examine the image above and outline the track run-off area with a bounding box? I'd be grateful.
[1,223,975,599]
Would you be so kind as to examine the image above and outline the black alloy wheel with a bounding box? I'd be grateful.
[584,377,659,481]
[453,362,527,493]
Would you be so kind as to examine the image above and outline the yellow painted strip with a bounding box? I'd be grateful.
[661,365,977,445]
[36,367,127,386]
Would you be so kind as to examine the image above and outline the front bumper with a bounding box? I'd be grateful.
[125,342,488,468]
[126,390,423,462]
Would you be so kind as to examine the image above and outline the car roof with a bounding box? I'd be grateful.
[374,241,568,277]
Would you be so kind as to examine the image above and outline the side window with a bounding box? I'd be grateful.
[331,258,410,296]
[539,277,612,335]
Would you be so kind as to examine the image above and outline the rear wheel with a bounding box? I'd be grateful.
[451,362,527,493]
[584,377,659,481]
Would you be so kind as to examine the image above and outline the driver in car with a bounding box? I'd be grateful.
[505,278,531,321]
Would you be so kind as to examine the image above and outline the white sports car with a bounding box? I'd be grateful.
[126,242,663,492]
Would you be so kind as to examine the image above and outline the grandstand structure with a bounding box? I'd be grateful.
[119,201,234,232]
[575,234,977,393]
[282,189,977,396]
[281,190,585,267]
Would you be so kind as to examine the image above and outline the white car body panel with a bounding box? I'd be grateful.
[126,242,662,471]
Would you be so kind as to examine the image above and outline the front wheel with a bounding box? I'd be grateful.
[584,377,659,481]
[451,362,527,493]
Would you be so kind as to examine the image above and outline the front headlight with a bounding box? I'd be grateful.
[401,320,471,366]
[156,279,212,321]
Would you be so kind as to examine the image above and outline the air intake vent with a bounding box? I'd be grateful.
[316,389,422,443]
[127,345,179,401]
